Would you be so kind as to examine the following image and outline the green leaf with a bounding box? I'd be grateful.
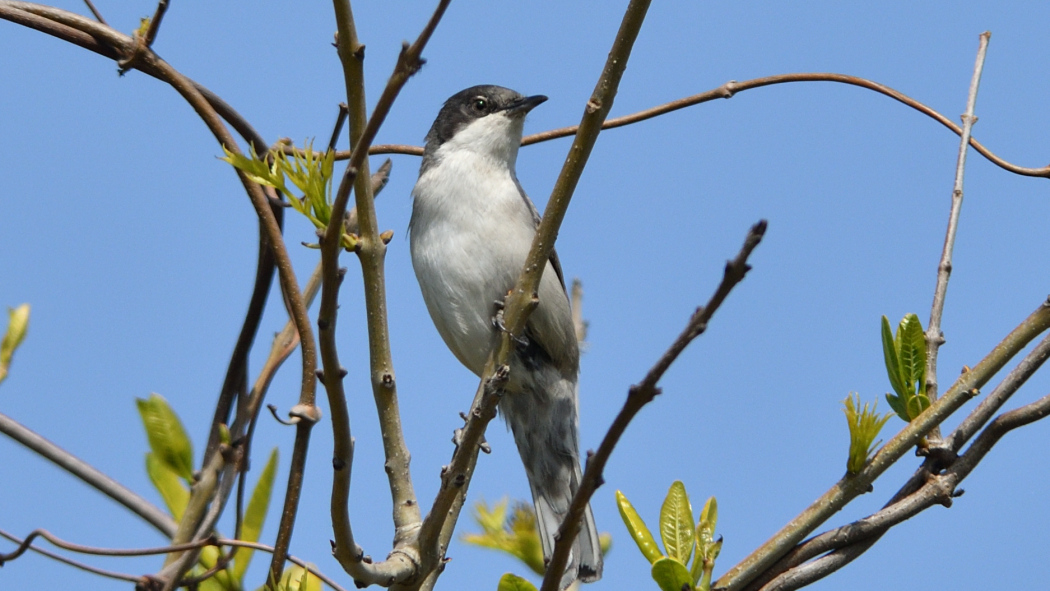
[907,393,931,419]
[145,452,189,520]
[497,573,538,591]
[195,546,237,590]
[884,392,907,421]
[880,316,906,398]
[660,481,695,565]
[651,556,695,591]
[197,576,229,591]
[136,394,195,482]
[232,448,278,582]
[267,565,320,591]
[0,303,30,385]
[616,490,663,564]
[698,497,717,537]
[692,497,719,585]
[897,313,926,394]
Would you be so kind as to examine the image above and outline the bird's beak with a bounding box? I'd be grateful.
[504,94,548,116]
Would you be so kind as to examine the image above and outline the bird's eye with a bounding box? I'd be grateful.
[471,98,488,112]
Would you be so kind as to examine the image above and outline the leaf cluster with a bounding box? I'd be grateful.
[463,499,547,577]
[221,143,355,250]
[617,482,721,591]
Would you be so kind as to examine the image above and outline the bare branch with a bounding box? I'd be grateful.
[0,15,319,558]
[0,412,176,537]
[758,386,1050,591]
[925,32,992,444]
[948,333,1050,451]
[542,220,766,591]
[155,443,230,590]
[319,0,450,586]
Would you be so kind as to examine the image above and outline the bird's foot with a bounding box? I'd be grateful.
[492,300,529,347]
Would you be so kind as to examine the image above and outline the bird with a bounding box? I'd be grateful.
[409,85,602,588]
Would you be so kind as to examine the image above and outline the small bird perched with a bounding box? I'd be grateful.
[409,85,602,588]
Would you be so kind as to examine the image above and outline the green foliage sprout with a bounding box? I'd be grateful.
[617,482,722,591]
[465,498,612,589]
[0,303,30,385]
[842,392,892,475]
[221,142,356,250]
[881,314,931,423]
[463,498,547,576]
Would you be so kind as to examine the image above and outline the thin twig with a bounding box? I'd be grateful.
[0,412,176,537]
[715,298,1050,591]
[155,443,229,590]
[0,530,220,562]
[925,32,992,444]
[0,0,310,477]
[946,331,1050,451]
[328,102,350,152]
[0,529,146,584]
[0,529,349,591]
[356,72,1050,181]
[126,41,317,591]
[81,0,104,25]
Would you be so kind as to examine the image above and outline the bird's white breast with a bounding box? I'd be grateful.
[409,142,537,375]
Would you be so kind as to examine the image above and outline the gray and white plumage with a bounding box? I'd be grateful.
[409,85,602,588]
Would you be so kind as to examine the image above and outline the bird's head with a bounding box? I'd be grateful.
[423,85,547,168]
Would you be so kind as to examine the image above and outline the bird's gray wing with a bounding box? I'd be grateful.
[514,176,567,292]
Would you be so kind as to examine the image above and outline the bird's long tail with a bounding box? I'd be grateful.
[501,371,603,589]
[529,460,603,589]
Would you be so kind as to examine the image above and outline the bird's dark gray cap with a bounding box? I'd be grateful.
[421,85,547,166]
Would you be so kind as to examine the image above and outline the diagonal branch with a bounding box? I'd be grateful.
[758,381,1050,591]
[715,297,1050,591]
[412,0,655,587]
[541,221,766,591]
[0,413,176,537]
[741,329,1050,591]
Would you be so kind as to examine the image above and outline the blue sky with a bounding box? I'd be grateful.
[2,2,1050,590]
